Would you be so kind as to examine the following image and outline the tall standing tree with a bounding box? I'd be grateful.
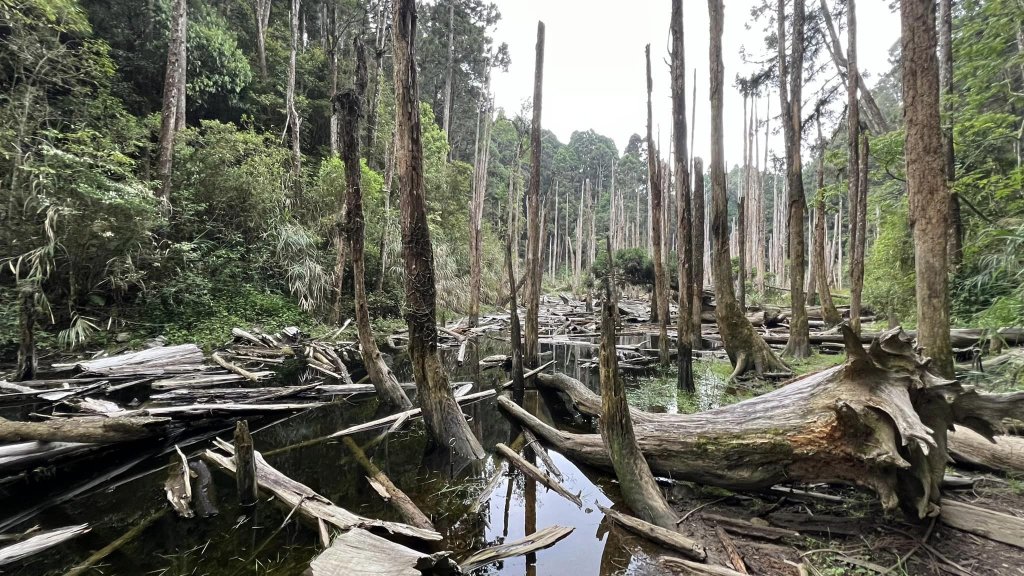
[938,0,961,266]
[902,0,954,377]
[709,0,788,378]
[254,0,272,81]
[285,0,302,190]
[524,22,545,371]
[646,45,669,367]
[813,116,843,327]
[691,156,706,346]
[156,0,187,204]
[847,0,865,335]
[779,0,811,359]
[671,0,695,393]
[341,38,413,410]
[468,83,492,328]
[441,1,455,141]
[392,0,484,459]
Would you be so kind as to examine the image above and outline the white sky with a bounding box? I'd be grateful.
[487,0,901,167]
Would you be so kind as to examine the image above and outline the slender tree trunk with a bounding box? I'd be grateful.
[671,0,694,392]
[691,158,705,349]
[15,285,36,382]
[175,4,187,132]
[392,0,484,459]
[847,0,864,336]
[441,1,455,142]
[599,244,679,529]
[468,83,492,328]
[708,0,788,378]
[737,191,746,309]
[156,0,187,205]
[377,126,396,292]
[902,0,954,378]
[286,0,302,192]
[646,45,669,367]
[365,0,388,164]
[814,119,843,327]
[938,0,961,267]
[328,4,340,157]
[254,0,271,81]
[525,22,545,371]
[852,131,870,328]
[341,39,412,410]
[780,0,810,359]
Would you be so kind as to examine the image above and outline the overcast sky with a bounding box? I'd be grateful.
[486,0,901,167]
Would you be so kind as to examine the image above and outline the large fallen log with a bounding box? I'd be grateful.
[308,528,455,576]
[0,415,170,443]
[0,524,90,566]
[939,498,1024,549]
[500,327,1024,517]
[948,426,1024,474]
[459,525,574,571]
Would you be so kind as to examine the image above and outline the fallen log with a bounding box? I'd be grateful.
[55,344,205,376]
[494,442,582,507]
[659,555,748,576]
[308,528,455,576]
[0,415,169,443]
[203,440,440,541]
[65,511,166,576]
[328,389,495,438]
[703,513,798,541]
[211,352,263,382]
[0,524,90,566]
[459,525,575,571]
[940,498,1024,549]
[500,327,1024,517]
[599,505,706,561]
[948,426,1024,474]
[341,436,435,531]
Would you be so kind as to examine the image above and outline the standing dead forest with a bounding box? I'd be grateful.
[4,0,1024,573]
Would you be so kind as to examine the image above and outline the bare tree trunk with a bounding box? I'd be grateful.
[328,4,340,157]
[671,0,694,392]
[814,119,843,327]
[691,158,705,349]
[341,39,412,410]
[392,0,484,459]
[468,83,491,328]
[780,0,810,359]
[156,0,187,204]
[441,1,455,142]
[938,0,961,267]
[524,22,545,371]
[15,285,36,382]
[646,45,669,367]
[902,0,954,378]
[847,0,864,336]
[708,0,788,378]
[175,4,187,132]
[365,0,388,164]
[254,0,272,81]
[599,245,679,529]
[377,127,396,292]
[853,131,869,326]
[286,0,302,192]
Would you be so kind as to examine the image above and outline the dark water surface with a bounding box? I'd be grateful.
[1,335,719,575]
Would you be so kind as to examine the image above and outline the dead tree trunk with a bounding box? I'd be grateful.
[779,0,811,359]
[328,4,340,157]
[708,0,788,378]
[342,39,412,410]
[501,327,1024,519]
[902,0,954,378]
[847,0,864,336]
[671,0,694,393]
[286,0,302,192]
[646,45,669,367]
[938,0,961,267]
[392,0,484,459]
[365,0,388,163]
[468,83,492,328]
[813,120,842,327]
[15,285,36,382]
[691,157,705,348]
[524,22,545,371]
[254,0,272,81]
[441,1,455,143]
[156,0,187,204]
[599,244,679,529]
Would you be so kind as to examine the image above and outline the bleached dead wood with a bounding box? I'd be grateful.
[341,436,434,531]
[600,506,706,561]
[211,352,263,382]
[203,440,440,541]
[660,556,749,576]
[948,426,1024,475]
[0,524,90,566]
[459,525,575,571]
[55,344,205,376]
[328,389,496,438]
[164,445,193,518]
[940,498,1024,549]
[494,442,581,507]
[308,528,454,576]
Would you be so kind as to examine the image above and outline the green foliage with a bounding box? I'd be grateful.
[863,198,916,326]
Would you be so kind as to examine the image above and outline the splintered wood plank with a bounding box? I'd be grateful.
[0,524,90,566]
[940,498,1024,549]
[459,525,575,571]
[309,528,447,576]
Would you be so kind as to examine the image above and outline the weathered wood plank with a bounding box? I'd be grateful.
[0,524,90,566]
[600,505,706,561]
[459,525,575,571]
[940,498,1024,549]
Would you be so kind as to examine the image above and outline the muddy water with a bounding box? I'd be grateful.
[1,335,722,576]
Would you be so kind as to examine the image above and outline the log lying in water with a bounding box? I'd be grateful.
[0,524,90,566]
[53,344,206,376]
[203,439,440,541]
[459,525,575,571]
[500,327,1024,517]
[0,415,169,443]
[308,528,455,576]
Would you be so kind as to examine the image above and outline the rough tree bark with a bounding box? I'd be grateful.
[848,0,864,336]
[254,0,272,81]
[708,0,788,378]
[779,0,811,359]
[328,3,340,157]
[468,82,492,328]
[524,22,545,372]
[441,1,455,143]
[341,38,413,410]
[15,285,36,382]
[671,0,694,393]
[938,0,961,267]
[813,119,842,327]
[646,45,669,367]
[392,0,484,459]
[286,0,302,191]
[902,0,954,378]
[599,243,679,529]
[691,157,705,349]
[156,0,187,204]
[501,327,1024,519]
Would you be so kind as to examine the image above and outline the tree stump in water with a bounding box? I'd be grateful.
[499,326,1024,518]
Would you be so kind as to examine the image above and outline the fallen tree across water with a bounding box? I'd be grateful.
[499,326,1024,517]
